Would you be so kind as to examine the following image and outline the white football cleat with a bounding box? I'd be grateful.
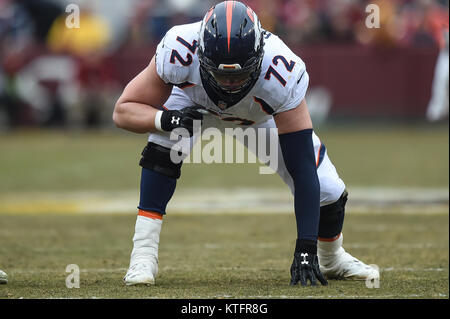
[0,269,7,284]
[318,234,379,281]
[319,248,379,280]
[124,214,162,286]
[124,260,158,286]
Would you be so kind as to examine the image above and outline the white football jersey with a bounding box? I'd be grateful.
[155,21,309,126]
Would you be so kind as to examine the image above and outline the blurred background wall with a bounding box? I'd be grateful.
[0,0,448,130]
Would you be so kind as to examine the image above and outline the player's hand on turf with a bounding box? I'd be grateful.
[156,106,203,136]
[290,239,328,287]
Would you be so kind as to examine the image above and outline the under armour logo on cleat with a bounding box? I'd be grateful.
[171,116,180,125]
[300,253,309,265]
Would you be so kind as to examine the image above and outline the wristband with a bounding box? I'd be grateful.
[154,110,163,131]
[295,239,317,254]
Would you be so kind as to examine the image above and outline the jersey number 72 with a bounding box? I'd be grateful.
[169,36,198,66]
[264,55,295,87]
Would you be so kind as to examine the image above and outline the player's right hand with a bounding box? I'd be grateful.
[155,107,203,136]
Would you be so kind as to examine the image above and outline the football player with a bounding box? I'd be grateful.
[426,14,449,122]
[114,1,379,286]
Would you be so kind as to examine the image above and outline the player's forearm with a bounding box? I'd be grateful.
[113,101,159,134]
[279,129,320,242]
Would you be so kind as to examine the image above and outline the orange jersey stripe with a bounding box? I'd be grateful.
[138,209,163,220]
[316,143,322,167]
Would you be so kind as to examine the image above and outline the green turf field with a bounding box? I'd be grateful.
[0,123,448,298]
[0,212,447,298]
[0,123,448,192]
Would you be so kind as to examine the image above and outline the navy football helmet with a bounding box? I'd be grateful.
[198,1,265,108]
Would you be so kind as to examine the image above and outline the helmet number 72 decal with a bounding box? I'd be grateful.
[264,55,296,87]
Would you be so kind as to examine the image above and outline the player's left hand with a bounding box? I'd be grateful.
[290,239,328,287]
[157,106,204,136]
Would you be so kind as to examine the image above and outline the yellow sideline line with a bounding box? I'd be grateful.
[0,188,448,216]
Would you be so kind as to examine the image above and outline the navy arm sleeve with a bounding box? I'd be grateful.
[279,129,320,243]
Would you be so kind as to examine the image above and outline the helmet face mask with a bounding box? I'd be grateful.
[198,1,264,107]
[206,61,259,93]
[211,70,252,93]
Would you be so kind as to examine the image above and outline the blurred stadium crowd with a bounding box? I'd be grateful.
[0,0,448,129]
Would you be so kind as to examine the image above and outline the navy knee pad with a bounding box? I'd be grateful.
[318,190,348,239]
[139,142,182,179]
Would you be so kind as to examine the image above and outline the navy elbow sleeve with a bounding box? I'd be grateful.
[279,129,320,242]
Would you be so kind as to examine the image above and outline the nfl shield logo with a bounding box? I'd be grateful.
[218,101,227,110]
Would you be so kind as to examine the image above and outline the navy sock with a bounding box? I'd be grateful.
[138,167,177,215]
